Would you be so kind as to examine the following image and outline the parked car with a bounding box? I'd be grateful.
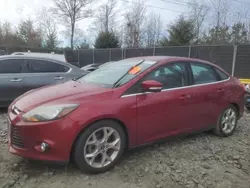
[81,63,103,72]
[7,56,245,174]
[0,54,87,107]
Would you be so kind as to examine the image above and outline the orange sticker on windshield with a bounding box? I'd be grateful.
[129,66,141,74]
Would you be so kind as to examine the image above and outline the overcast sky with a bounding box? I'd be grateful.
[0,0,250,46]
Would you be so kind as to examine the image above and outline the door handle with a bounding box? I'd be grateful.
[54,76,63,80]
[179,94,191,100]
[10,78,23,82]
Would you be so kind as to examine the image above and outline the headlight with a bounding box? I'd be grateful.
[22,104,79,122]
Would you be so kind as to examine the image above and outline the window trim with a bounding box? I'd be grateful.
[121,77,230,98]
[27,59,71,74]
[121,61,231,98]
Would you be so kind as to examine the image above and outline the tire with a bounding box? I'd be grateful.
[213,105,238,137]
[73,120,126,174]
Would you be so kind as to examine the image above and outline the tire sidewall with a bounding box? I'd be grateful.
[217,105,238,137]
[74,120,126,174]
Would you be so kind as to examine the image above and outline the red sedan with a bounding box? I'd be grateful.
[7,56,245,173]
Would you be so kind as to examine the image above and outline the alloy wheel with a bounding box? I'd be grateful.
[221,108,237,134]
[84,127,121,168]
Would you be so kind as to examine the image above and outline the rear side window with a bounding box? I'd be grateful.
[191,63,217,85]
[0,59,26,73]
[214,68,229,80]
[28,59,69,73]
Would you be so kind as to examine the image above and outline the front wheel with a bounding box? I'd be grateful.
[213,105,238,137]
[73,120,126,174]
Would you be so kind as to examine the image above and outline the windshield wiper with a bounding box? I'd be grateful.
[113,60,145,88]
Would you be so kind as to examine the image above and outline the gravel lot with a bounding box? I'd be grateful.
[0,109,250,188]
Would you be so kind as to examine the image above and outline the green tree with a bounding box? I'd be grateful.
[94,32,120,48]
[231,22,248,44]
[17,20,42,48]
[0,21,25,46]
[202,26,231,44]
[162,16,195,46]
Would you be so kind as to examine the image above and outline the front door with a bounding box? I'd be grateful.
[135,62,196,144]
[0,58,28,106]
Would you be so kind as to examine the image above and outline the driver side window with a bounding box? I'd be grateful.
[141,63,188,90]
[123,62,188,95]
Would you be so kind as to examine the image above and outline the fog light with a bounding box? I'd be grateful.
[41,142,49,152]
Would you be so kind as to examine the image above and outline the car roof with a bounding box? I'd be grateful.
[10,52,66,62]
[0,54,80,69]
[125,56,214,66]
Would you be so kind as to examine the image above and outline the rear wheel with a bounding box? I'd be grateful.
[213,105,238,137]
[74,120,126,174]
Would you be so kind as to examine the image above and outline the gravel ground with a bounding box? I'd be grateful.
[0,110,250,188]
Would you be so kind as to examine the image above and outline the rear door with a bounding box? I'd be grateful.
[188,62,229,128]
[23,59,70,91]
[0,58,28,106]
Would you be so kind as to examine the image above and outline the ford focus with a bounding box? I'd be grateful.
[7,56,245,173]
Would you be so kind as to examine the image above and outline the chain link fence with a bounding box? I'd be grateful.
[74,45,239,76]
[2,44,250,78]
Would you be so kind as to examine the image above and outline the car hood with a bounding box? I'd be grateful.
[13,81,113,112]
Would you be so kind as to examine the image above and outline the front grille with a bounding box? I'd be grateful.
[11,125,24,148]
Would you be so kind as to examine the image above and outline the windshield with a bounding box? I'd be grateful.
[78,59,156,88]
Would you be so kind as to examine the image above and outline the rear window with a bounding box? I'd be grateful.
[78,59,156,88]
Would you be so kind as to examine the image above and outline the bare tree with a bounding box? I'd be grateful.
[144,12,162,47]
[209,0,230,42]
[188,0,209,44]
[52,0,93,49]
[37,7,58,49]
[123,0,147,48]
[95,0,117,33]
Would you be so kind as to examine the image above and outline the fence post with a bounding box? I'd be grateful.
[188,45,192,58]
[124,48,126,59]
[92,49,95,64]
[231,45,238,77]
[109,49,112,61]
[121,48,123,59]
[77,49,80,67]
[153,46,156,56]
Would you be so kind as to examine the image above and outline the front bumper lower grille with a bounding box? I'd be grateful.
[10,125,25,148]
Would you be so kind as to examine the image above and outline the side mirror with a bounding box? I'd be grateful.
[141,80,163,92]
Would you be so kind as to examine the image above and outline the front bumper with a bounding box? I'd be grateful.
[7,108,78,162]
